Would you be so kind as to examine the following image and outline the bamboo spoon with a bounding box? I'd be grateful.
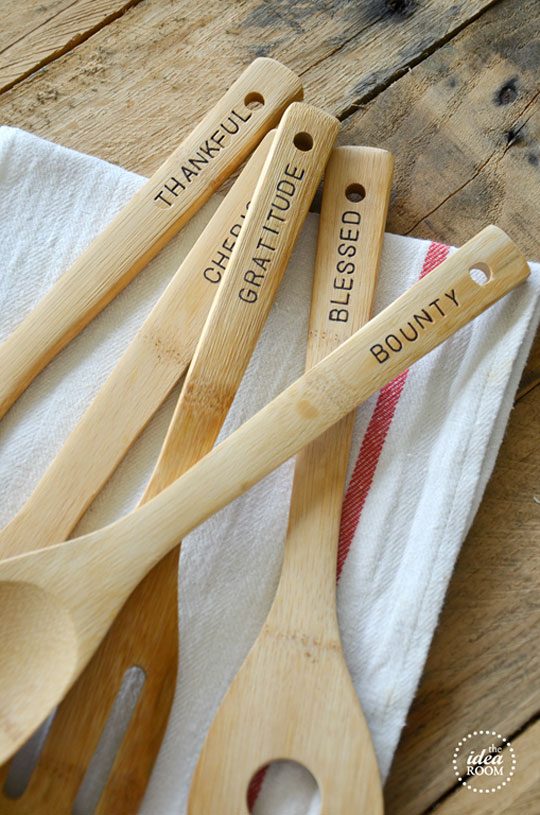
[0,226,529,765]
[188,144,393,814]
[0,132,274,560]
[0,57,302,419]
[0,102,339,815]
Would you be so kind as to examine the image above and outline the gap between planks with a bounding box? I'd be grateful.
[0,0,500,121]
[0,0,145,94]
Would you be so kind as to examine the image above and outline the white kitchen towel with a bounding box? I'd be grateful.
[0,126,538,814]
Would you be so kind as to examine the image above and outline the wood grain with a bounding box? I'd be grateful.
[0,57,301,419]
[0,226,529,768]
[0,0,143,93]
[188,145,392,815]
[0,0,538,810]
[339,0,540,258]
[0,0,496,174]
[0,133,273,559]
[0,1,75,52]
[3,102,338,815]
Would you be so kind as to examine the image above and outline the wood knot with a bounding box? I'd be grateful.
[297,399,319,420]
[506,126,525,148]
[385,0,416,16]
[495,77,518,106]
[183,379,233,414]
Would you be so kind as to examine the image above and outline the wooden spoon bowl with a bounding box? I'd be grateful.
[0,582,77,760]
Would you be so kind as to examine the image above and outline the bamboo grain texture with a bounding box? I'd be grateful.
[1,2,537,811]
[0,133,273,559]
[0,57,302,418]
[188,144,393,813]
[0,102,339,814]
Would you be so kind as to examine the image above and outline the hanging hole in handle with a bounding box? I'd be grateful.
[247,760,320,813]
[293,132,314,151]
[244,92,265,110]
[345,183,366,203]
[469,263,492,286]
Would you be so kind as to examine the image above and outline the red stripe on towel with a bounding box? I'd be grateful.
[336,241,450,580]
[247,768,266,811]
[248,241,449,811]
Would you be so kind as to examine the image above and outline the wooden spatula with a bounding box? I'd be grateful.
[0,57,302,419]
[188,144,393,814]
[0,102,339,815]
[0,225,529,767]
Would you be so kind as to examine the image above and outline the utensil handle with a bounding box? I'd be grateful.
[45,225,528,622]
[274,145,393,621]
[3,226,529,669]
[0,134,274,557]
[56,107,337,808]
[141,102,339,501]
[119,225,529,583]
[0,58,302,419]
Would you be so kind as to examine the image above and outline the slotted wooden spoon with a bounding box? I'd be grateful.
[188,143,393,814]
[0,225,529,767]
[0,57,302,419]
[0,102,339,815]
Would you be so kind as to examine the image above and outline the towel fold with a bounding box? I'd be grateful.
[0,126,538,814]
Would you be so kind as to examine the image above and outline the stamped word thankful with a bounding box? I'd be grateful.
[153,108,253,207]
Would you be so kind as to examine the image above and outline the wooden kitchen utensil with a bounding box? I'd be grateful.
[0,225,529,765]
[188,144,393,815]
[0,132,274,561]
[0,57,302,419]
[0,102,339,815]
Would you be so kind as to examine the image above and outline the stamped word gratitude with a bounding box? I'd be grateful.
[238,163,305,304]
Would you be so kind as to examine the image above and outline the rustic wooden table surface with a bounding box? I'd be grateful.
[1,1,538,813]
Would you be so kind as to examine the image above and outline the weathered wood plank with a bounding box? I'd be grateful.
[384,380,540,814]
[0,0,496,174]
[340,0,540,257]
[0,1,74,53]
[301,0,499,117]
[0,0,142,93]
